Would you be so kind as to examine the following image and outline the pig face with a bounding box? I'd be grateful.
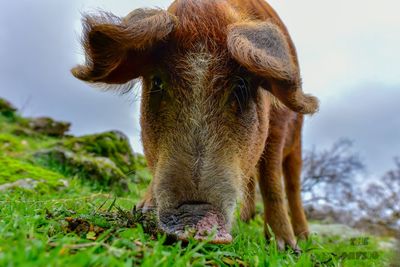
[140,45,271,242]
[72,1,318,243]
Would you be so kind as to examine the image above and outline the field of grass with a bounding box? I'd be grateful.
[0,186,394,266]
[0,101,396,266]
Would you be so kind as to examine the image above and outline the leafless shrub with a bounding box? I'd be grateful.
[302,138,400,235]
[357,159,400,232]
[301,139,365,205]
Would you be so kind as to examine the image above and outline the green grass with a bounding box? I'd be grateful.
[0,186,393,266]
[0,111,395,266]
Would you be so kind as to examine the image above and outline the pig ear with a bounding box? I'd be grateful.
[227,21,319,114]
[71,9,177,85]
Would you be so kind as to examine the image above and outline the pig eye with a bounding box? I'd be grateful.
[151,76,164,91]
[230,76,250,113]
[149,76,166,111]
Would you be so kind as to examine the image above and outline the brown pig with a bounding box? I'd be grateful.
[72,0,319,250]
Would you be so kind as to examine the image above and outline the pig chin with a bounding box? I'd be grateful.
[158,202,233,244]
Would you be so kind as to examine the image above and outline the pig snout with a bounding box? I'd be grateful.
[158,203,233,244]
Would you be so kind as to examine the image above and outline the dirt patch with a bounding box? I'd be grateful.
[63,206,159,240]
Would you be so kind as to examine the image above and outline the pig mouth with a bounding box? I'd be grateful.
[158,202,233,244]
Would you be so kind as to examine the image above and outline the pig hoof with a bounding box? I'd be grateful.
[239,210,256,222]
[136,198,155,213]
[276,238,301,254]
[295,230,310,240]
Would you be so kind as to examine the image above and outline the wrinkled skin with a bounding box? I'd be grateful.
[72,0,319,250]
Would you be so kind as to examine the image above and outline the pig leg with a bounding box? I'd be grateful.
[137,180,155,212]
[259,145,298,251]
[283,144,309,239]
[240,176,256,222]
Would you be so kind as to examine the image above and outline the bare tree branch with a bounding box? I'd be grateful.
[301,139,364,205]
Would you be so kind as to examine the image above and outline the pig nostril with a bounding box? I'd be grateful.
[171,215,178,224]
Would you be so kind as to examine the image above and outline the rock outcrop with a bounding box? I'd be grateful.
[0,97,148,193]
[28,117,71,137]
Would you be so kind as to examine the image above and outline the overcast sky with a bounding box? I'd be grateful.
[0,0,399,177]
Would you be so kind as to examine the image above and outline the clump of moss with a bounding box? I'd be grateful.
[62,131,138,174]
[0,156,63,185]
[0,133,25,154]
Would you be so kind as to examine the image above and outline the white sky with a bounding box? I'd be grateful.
[0,0,399,177]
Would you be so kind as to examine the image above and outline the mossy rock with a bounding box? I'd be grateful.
[11,127,37,137]
[27,117,70,137]
[61,131,140,174]
[34,148,128,190]
[0,98,17,120]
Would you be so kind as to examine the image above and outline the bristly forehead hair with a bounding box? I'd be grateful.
[168,0,241,49]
